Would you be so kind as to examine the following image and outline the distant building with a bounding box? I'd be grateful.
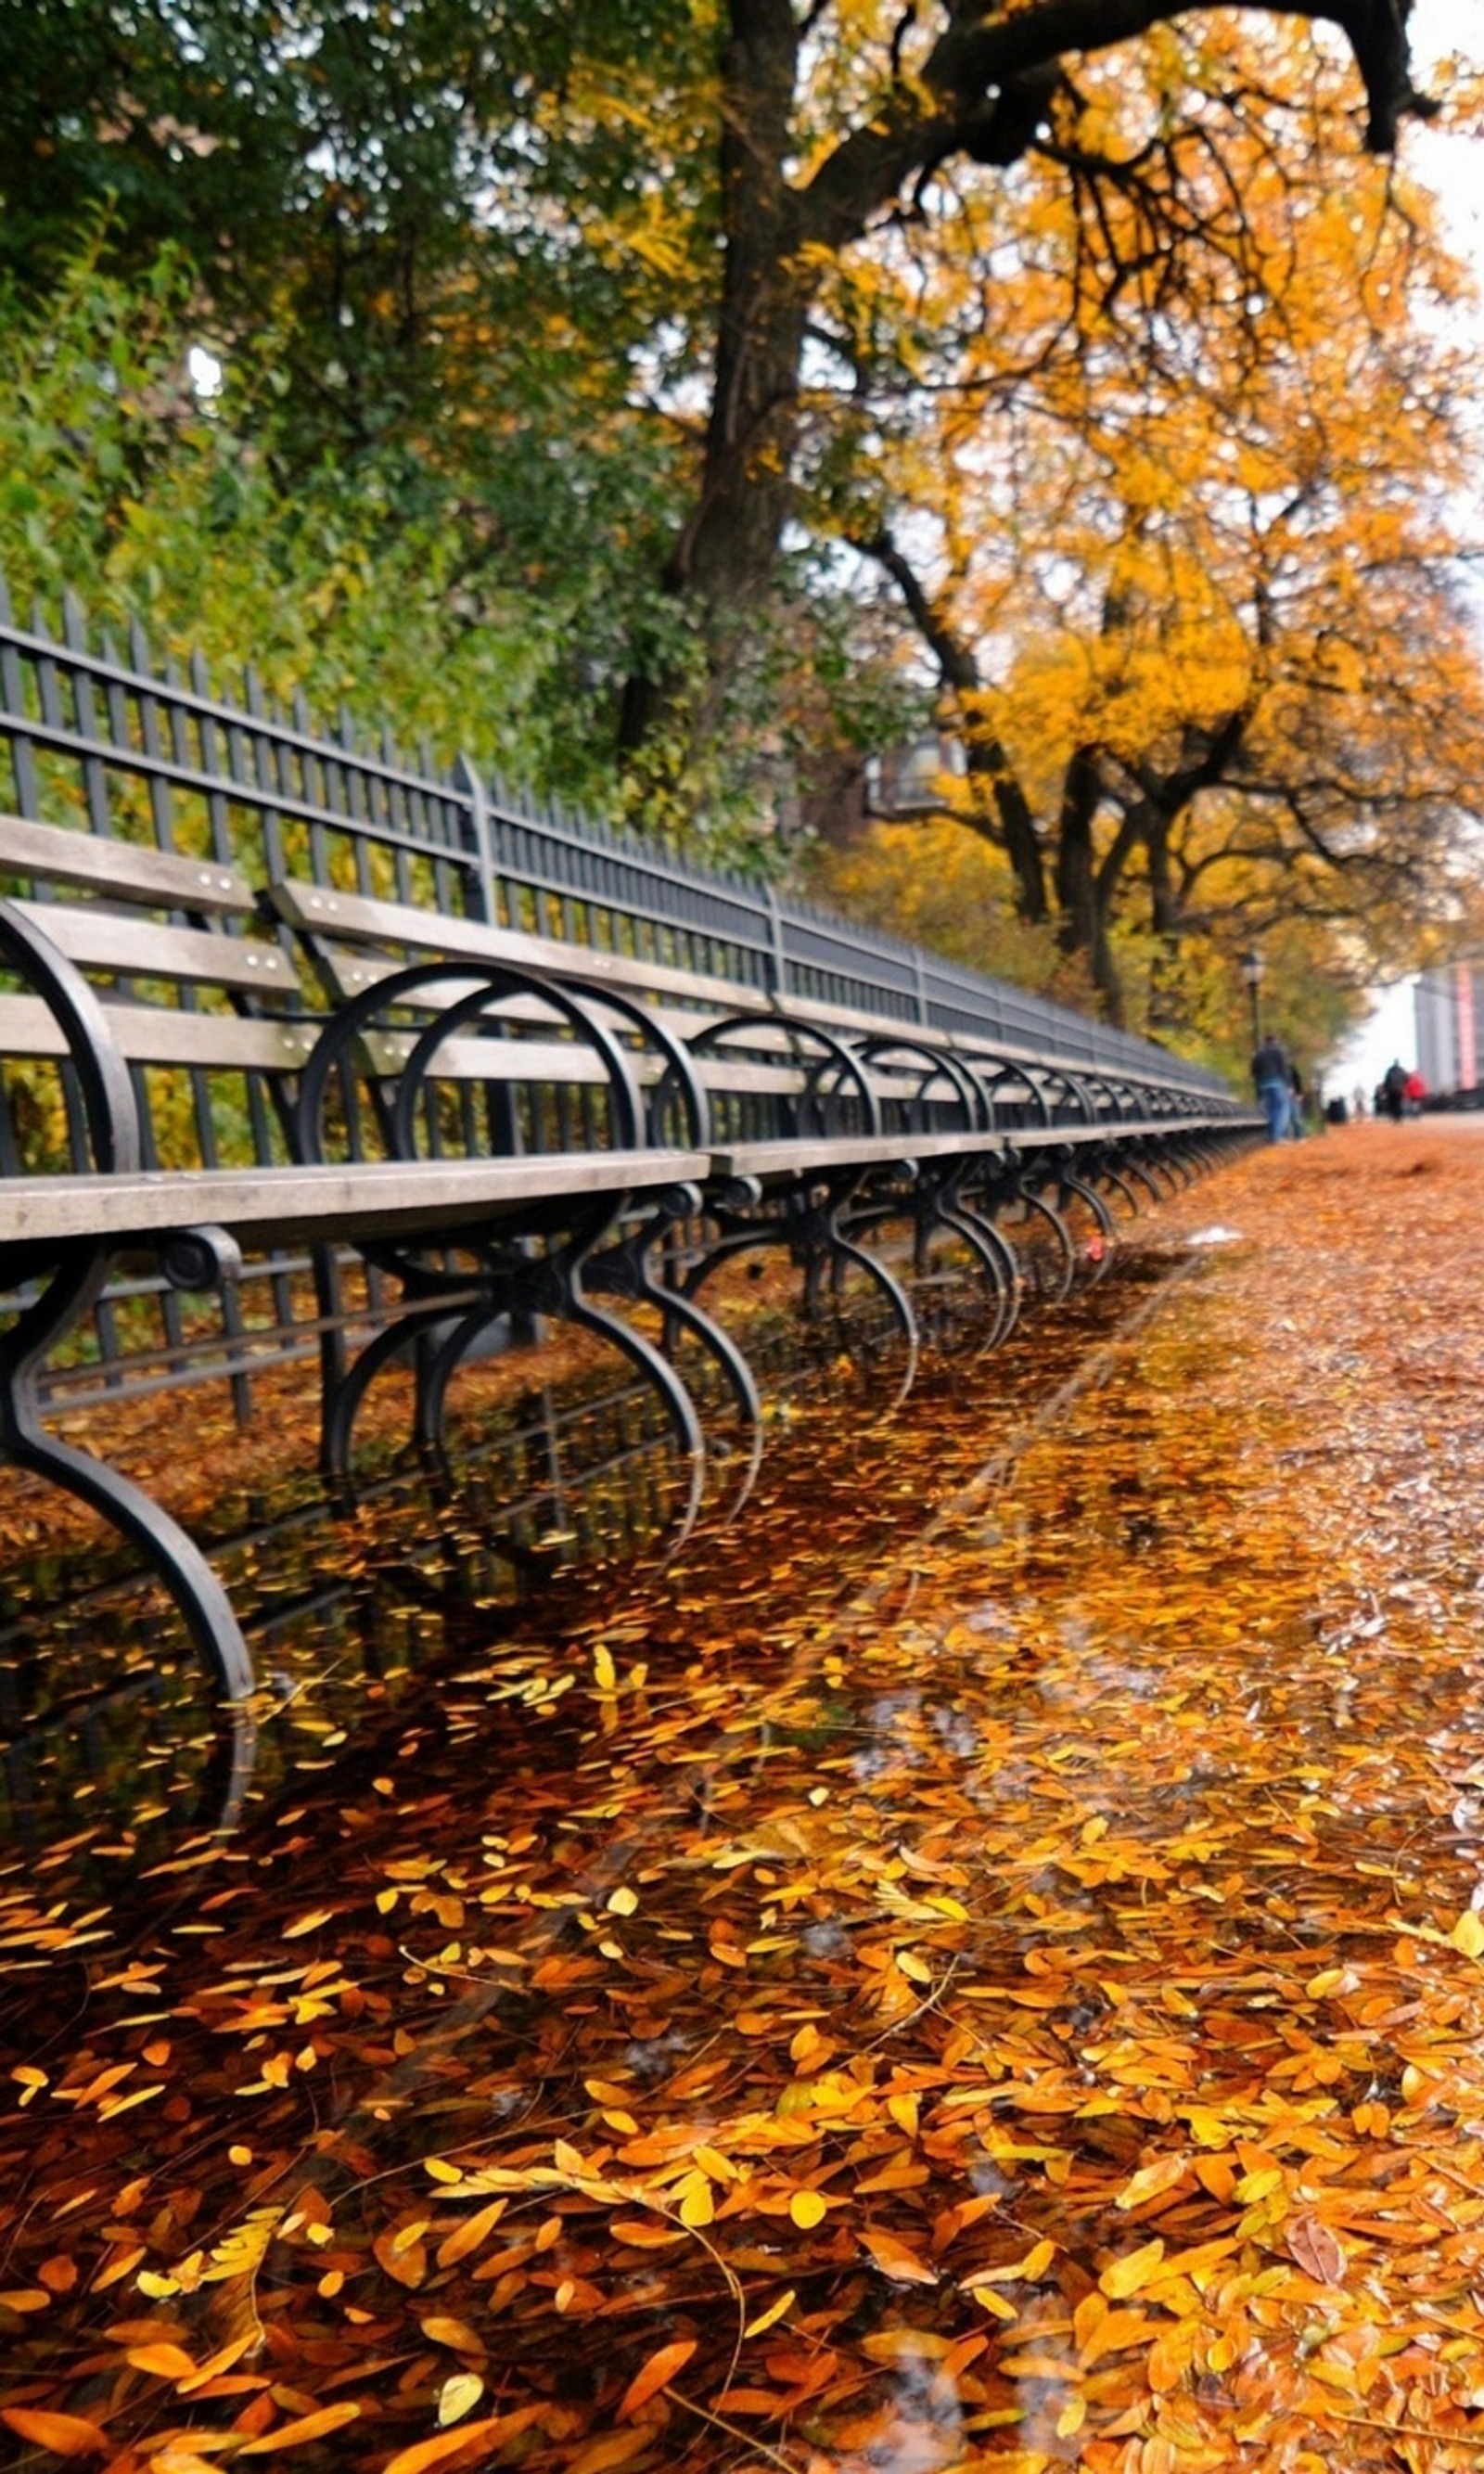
[864,734,967,820]
[1415,964,1481,1098]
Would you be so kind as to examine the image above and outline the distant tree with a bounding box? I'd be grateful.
[835,34,1484,1019]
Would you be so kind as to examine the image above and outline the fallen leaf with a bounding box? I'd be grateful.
[616,2337,697,2418]
[0,2408,109,2458]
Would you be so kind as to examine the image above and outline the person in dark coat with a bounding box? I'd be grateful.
[1251,1033,1292,1142]
[1382,1059,1407,1123]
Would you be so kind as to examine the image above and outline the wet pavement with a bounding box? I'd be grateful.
[6,1126,1484,2471]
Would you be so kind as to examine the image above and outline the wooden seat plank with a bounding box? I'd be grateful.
[1,814,251,913]
[0,1149,709,1253]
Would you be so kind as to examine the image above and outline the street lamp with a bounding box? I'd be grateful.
[1240,949,1265,1045]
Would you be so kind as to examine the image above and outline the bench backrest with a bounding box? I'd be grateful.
[267,875,1165,1143]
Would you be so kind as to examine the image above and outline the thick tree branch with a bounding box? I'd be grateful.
[800,0,1432,255]
[858,526,1048,922]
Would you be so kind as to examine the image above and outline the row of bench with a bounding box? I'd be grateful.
[0,814,1259,1700]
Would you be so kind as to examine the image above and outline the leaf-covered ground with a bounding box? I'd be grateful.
[6,1122,1484,2474]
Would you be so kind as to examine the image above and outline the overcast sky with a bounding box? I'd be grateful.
[1323,4,1482,1098]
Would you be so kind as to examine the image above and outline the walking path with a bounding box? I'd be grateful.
[5,1122,1484,2473]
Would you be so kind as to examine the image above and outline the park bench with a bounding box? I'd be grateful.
[0,812,1255,1709]
[0,820,713,1698]
[269,872,1237,1366]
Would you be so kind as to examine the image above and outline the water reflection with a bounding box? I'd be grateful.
[3,1228,1140,1876]
[0,1361,695,1865]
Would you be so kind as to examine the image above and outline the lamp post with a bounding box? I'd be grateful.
[1240,949,1265,1045]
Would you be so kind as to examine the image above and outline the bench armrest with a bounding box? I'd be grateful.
[0,897,141,1176]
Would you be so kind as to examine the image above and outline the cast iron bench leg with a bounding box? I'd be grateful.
[0,1241,257,1704]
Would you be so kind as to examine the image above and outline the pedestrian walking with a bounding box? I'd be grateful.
[1251,1032,1292,1143]
[1382,1059,1407,1123]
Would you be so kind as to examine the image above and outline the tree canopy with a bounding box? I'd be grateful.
[2,0,1480,1054]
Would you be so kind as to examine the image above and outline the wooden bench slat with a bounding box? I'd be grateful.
[0,1150,709,1251]
[1,815,252,914]
[0,992,318,1071]
[273,878,755,1014]
[9,899,298,995]
[708,1122,1226,1183]
[274,876,1200,1102]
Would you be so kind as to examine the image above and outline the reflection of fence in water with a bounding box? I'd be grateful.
[0,1363,686,1860]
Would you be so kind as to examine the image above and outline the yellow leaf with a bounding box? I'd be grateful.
[677,2173,714,2228]
[743,2288,796,2338]
[1305,1967,1347,1996]
[1057,2398,1087,2438]
[897,1951,932,1986]
[1451,1908,1484,1958]
[437,2374,485,2428]
[789,2189,827,2230]
[1098,2237,1166,2300]
[593,1645,617,1691]
[607,1886,638,1916]
[281,1909,334,1940]
[1115,2154,1190,2211]
[965,2239,1055,2288]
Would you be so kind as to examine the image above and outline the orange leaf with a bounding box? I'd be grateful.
[373,2225,428,2288]
[617,2337,697,2419]
[0,2409,109,2457]
[125,2343,198,2379]
[860,2228,939,2285]
[419,2316,485,2355]
[383,2411,544,2474]
[238,2404,362,2453]
[567,2431,653,2474]
[435,2198,506,2270]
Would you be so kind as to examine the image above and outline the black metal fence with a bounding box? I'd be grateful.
[0,578,1228,1082]
[0,578,1230,1419]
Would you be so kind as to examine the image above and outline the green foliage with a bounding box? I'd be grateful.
[0,244,555,769]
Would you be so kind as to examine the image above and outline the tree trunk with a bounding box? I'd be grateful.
[1145,802,1182,939]
[864,529,1047,922]
[666,0,804,623]
[1056,748,1123,1020]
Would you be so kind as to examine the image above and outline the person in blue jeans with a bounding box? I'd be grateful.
[1251,1032,1292,1141]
